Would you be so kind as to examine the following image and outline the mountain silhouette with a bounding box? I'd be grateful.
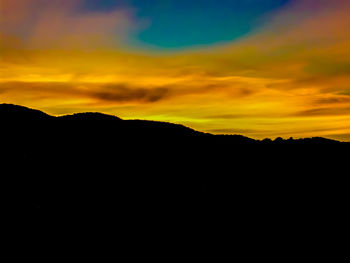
[1,103,348,236]
[0,103,343,143]
[0,103,53,121]
[59,112,123,121]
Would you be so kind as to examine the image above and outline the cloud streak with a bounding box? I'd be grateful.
[2,0,350,140]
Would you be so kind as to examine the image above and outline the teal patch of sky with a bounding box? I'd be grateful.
[84,0,290,49]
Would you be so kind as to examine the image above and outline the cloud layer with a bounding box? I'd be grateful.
[1,0,350,140]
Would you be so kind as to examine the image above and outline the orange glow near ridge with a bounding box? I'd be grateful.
[1,0,350,141]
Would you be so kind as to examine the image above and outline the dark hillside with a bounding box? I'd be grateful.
[1,104,348,236]
[0,103,53,121]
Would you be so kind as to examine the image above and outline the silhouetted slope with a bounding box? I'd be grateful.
[0,104,204,137]
[0,103,344,143]
[58,112,122,121]
[1,103,349,235]
[0,103,53,121]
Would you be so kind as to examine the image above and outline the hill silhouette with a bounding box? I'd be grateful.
[1,103,344,143]
[1,103,348,237]
[0,103,53,121]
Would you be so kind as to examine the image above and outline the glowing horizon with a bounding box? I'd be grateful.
[1,0,350,141]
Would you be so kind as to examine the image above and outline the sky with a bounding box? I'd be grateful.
[1,0,350,141]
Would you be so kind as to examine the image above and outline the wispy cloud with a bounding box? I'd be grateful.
[2,0,350,140]
[0,0,137,50]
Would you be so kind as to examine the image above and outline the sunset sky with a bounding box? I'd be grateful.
[1,0,350,140]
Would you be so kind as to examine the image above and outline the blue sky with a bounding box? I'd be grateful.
[84,0,290,49]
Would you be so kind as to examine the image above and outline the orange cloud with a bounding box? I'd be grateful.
[2,0,350,140]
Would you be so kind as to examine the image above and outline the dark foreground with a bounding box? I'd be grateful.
[1,104,349,246]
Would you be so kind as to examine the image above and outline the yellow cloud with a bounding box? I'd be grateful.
[1,0,350,140]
